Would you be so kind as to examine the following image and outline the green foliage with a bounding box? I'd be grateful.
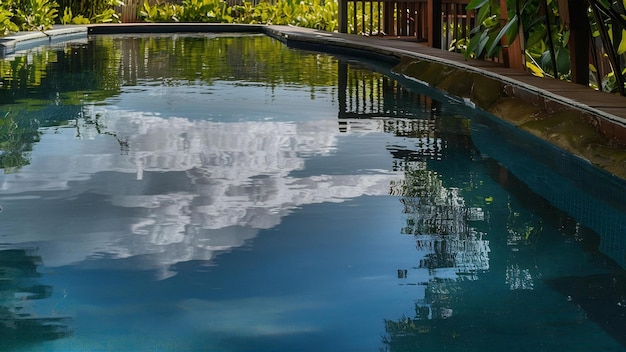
[0,0,120,32]
[179,0,233,23]
[56,0,121,23]
[461,0,570,78]
[61,7,90,24]
[588,0,626,93]
[139,0,339,32]
[13,0,58,31]
[90,8,119,23]
[140,1,182,22]
[462,0,626,94]
[459,0,500,59]
[0,112,39,172]
[0,7,19,36]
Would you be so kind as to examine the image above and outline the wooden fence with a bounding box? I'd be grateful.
[341,0,471,49]
[118,0,139,23]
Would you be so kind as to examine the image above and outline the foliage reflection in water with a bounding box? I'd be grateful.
[0,34,624,351]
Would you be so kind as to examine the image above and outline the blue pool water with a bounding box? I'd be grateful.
[0,34,624,351]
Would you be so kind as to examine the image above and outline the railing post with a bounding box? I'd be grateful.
[559,0,590,86]
[384,2,395,36]
[339,0,349,33]
[499,0,524,69]
[427,0,442,48]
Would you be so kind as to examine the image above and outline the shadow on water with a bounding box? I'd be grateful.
[471,111,626,268]
[380,153,626,351]
[487,158,626,348]
[0,248,72,350]
[473,111,626,346]
[546,273,626,346]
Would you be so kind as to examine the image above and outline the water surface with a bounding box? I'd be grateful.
[0,34,625,351]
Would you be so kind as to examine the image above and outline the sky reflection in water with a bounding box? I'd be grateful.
[0,34,624,351]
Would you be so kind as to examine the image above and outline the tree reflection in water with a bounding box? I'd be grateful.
[0,248,71,350]
[380,151,626,351]
[339,71,626,350]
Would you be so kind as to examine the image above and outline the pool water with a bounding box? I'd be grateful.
[0,34,625,351]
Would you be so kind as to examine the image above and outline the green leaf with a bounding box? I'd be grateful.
[562,29,570,47]
[476,29,490,57]
[555,47,570,75]
[464,29,483,59]
[484,30,500,57]
[618,29,626,55]
[527,60,545,77]
[540,51,553,73]
[475,3,492,25]
[487,14,518,57]
[503,13,519,44]
[596,0,611,9]
[466,0,490,10]
[524,16,545,33]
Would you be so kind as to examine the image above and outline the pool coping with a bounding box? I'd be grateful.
[0,25,88,57]
[2,23,626,179]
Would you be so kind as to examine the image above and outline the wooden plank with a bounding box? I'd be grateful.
[597,108,626,119]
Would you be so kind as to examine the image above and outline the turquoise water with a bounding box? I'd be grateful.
[0,34,625,351]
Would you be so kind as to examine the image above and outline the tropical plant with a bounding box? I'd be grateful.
[139,0,339,31]
[458,0,502,59]
[587,0,626,94]
[56,0,122,23]
[12,0,58,31]
[461,0,626,95]
[0,7,19,36]
[178,0,233,23]
[61,7,90,24]
[140,1,182,22]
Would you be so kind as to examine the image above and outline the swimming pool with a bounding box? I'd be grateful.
[0,33,625,351]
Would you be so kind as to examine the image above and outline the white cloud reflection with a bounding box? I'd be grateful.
[0,105,402,277]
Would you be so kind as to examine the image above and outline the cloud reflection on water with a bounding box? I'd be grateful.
[0,104,402,278]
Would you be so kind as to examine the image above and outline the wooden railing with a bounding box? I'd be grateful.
[343,0,473,51]
[118,0,140,23]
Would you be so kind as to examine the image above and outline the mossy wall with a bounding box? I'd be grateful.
[393,56,626,180]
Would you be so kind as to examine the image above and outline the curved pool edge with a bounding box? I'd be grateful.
[0,25,88,57]
[2,23,626,180]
